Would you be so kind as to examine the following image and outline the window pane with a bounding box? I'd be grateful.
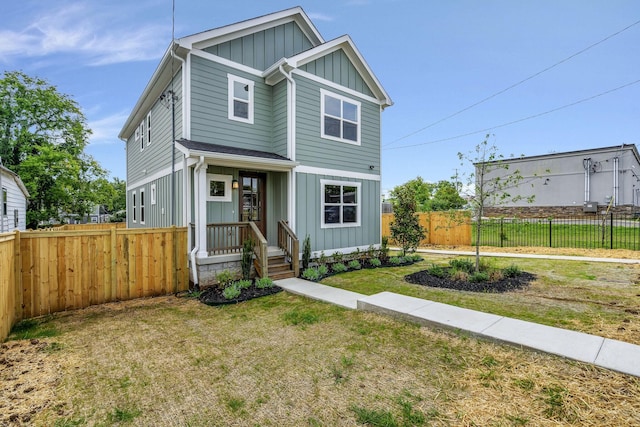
[324,185,341,204]
[324,116,341,138]
[343,206,357,223]
[210,181,225,197]
[324,95,341,117]
[234,100,248,119]
[324,206,340,224]
[343,122,357,141]
[342,186,357,204]
[343,102,357,121]
[234,81,249,101]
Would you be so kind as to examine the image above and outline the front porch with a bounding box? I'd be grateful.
[191,220,299,287]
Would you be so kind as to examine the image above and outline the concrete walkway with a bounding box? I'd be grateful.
[275,277,640,378]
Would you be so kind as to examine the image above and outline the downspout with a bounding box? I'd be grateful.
[279,63,297,230]
[190,155,205,288]
[583,158,591,202]
[613,157,619,206]
[170,45,185,226]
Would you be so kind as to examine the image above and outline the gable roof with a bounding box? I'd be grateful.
[0,164,30,198]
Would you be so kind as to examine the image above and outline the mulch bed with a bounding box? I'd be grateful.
[405,270,536,293]
[198,285,282,305]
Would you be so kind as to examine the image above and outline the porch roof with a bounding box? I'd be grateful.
[176,139,298,171]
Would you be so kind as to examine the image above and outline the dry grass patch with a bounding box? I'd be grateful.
[0,293,638,426]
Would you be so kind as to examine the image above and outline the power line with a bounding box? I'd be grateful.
[384,78,640,151]
[384,18,640,147]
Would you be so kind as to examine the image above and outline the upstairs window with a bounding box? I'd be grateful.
[140,188,145,224]
[228,74,254,124]
[139,120,145,151]
[146,113,152,146]
[132,191,137,223]
[321,180,361,228]
[320,89,360,145]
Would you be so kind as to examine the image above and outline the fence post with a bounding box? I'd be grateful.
[549,219,552,248]
[610,212,614,250]
[500,218,504,248]
[13,230,23,322]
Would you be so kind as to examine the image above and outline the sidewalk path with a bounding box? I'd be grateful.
[275,277,640,378]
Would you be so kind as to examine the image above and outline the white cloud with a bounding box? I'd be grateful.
[307,12,334,22]
[0,3,168,66]
[88,110,130,145]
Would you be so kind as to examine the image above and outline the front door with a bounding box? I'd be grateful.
[239,172,267,237]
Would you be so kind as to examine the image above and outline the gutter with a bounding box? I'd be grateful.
[189,155,205,288]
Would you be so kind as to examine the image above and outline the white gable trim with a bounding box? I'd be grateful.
[293,69,381,105]
[179,7,324,50]
[295,165,380,182]
[191,49,263,77]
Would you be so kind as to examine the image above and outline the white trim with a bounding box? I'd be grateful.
[227,73,254,124]
[320,89,361,145]
[206,174,233,202]
[150,183,157,205]
[146,113,152,147]
[320,179,361,229]
[191,49,263,77]
[131,190,137,223]
[294,69,381,105]
[310,244,377,260]
[139,188,146,225]
[183,54,190,140]
[139,120,145,151]
[295,165,380,181]
[127,162,184,191]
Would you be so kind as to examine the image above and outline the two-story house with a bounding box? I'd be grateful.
[119,7,392,287]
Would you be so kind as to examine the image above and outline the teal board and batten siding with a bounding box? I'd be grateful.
[203,21,314,71]
[296,173,380,253]
[294,75,380,174]
[272,79,288,158]
[127,70,183,185]
[190,55,274,152]
[128,171,183,229]
[300,49,374,98]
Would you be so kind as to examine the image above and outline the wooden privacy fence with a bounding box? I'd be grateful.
[382,211,472,246]
[0,226,189,341]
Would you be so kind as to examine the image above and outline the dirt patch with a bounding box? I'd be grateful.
[405,270,536,293]
[0,339,61,426]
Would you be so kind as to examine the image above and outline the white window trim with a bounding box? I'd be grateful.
[146,113,152,147]
[2,187,7,216]
[320,89,361,146]
[320,179,361,229]
[227,74,254,124]
[150,183,157,205]
[139,188,145,224]
[132,190,137,223]
[206,174,232,202]
[139,120,145,151]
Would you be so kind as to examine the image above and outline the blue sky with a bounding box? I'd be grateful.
[1,1,639,196]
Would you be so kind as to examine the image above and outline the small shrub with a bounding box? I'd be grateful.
[449,258,474,273]
[332,251,344,264]
[302,235,312,270]
[389,256,402,265]
[410,253,423,262]
[302,268,320,281]
[317,264,329,276]
[255,277,274,289]
[222,284,241,300]
[469,271,490,283]
[503,264,522,278]
[241,238,254,280]
[332,262,347,273]
[348,260,361,270]
[451,270,469,282]
[366,244,376,259]
[427,264,448,278]
[489,269,504,282]
[318,251,328,266]
[216,270,234,289]
[369,258,382,267]
[236,279,252,290]
[380,236,390,261]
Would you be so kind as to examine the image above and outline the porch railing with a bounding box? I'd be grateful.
[204,222,250,255]
[278,220,299,277]
[248,222,269,278]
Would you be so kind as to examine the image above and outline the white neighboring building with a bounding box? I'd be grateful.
[0,163,30,232]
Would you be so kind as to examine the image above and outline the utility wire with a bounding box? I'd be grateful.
[384,78,640,151]
[384,18,640,147]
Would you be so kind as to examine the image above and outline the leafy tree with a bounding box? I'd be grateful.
[94,177,127,216]
[458,135,532,271]
[390,177,465,212]
[389,184,425,256]
[0,71,106,228]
